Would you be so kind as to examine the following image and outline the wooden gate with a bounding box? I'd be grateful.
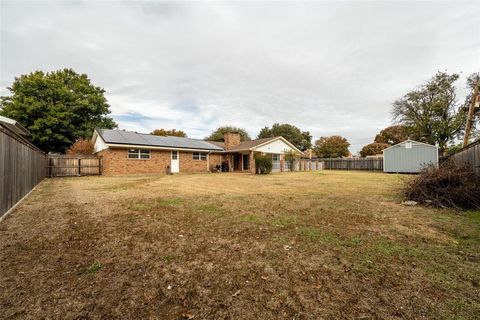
[47,156,102,177]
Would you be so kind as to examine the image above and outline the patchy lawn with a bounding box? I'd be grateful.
[0,171,479,319]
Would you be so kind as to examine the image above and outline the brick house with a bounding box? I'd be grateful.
[92,129,301,175]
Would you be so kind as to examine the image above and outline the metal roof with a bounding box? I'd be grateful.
[382,139,438,152]
[96,129,224,151]
[207,141,225,148]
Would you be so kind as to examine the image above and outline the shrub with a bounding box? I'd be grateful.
[404,160,480,210]
[66,138,94,155]
[254,154,272,174]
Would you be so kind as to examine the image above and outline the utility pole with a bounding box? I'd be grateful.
[463,76,480,147]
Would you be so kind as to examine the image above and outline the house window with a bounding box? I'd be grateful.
[128,149,150,159]
[272,154,280,162]
[193,152,207,160]
[405,142,412,149]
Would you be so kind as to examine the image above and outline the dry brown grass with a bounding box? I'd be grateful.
[0,171,479,319]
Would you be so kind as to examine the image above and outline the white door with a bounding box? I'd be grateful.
[171,151,179,173]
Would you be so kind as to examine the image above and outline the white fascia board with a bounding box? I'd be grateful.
[251,136,302,154]
[91,130,99,144]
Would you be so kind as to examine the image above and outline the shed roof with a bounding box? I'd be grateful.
[96,129,224,151]
[383,139,438,152]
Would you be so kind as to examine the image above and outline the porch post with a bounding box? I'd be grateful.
[249,151,256,174]
[280,154,285,172]
[228,154,233,172]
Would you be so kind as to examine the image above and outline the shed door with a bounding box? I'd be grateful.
[171,151,179,173]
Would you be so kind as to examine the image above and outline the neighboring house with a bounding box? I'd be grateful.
[383,139,438,173]
[91,129,301,175]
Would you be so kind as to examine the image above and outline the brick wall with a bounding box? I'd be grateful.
[209,153,224,170]
[98,148,226,175]
[179,151,208,172]
[98,148,171,175]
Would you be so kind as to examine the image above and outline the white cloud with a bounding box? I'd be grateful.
[1,1,479,152]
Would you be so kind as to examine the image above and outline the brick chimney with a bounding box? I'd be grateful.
[224,132,241,150]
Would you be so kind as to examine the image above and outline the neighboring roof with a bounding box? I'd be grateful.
[0,115,30,136]
[96,129,224,151]
[226,137,275,152]
[383,139,438,152]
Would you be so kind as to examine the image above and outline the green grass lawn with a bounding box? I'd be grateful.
[0,171,478,319]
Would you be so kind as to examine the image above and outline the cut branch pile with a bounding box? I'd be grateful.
[404,160,480,210]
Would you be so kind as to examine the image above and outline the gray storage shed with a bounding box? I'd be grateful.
[383,140,438,173]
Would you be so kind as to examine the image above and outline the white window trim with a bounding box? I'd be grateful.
[127,149,151,160]
[193,152,207,161]
[171,150,178,160]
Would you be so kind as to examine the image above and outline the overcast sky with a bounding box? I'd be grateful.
[1,1,479,152]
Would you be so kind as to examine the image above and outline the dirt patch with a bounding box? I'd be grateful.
[0,171,479,319]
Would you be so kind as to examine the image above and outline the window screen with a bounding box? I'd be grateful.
[193,152,207,160]
[128,149,150,159]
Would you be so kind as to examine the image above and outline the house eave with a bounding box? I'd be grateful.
[250,136,303,153]
[100,143,223,153]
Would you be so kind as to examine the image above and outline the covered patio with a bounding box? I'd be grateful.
[224,151,283,174]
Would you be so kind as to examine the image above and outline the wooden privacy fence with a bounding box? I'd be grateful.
[318,158,384,171]
[47,156,102,177]
[448,140,480,174]
[1,125,46,218]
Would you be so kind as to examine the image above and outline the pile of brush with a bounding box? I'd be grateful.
[404,160,480,210]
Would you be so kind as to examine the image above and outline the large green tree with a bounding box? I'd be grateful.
[151,128,187,137]
[205,126,251,142]
[257,123,312,151]
[0,69,116,153]
[392,72,467,152]
[314,136,350,158]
